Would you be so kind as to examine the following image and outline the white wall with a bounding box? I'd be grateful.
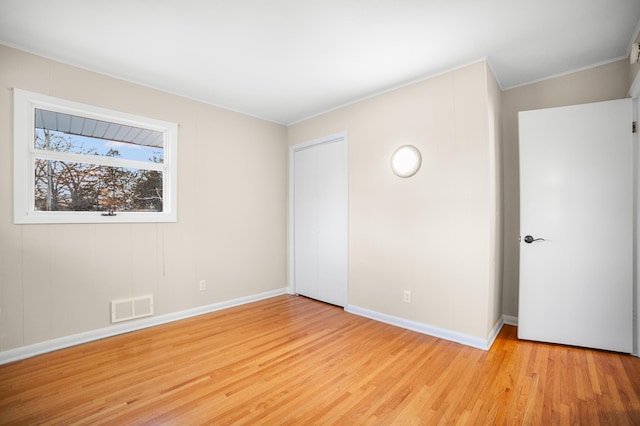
[288,61,503,342]
[0,45,288,352]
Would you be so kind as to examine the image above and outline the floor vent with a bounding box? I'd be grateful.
[111,295,154,323]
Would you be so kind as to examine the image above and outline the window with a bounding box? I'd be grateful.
[13,89,178,224]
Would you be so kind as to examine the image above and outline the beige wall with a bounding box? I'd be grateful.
[487,66,504,332]
[501,59,630,317]
[630,31,640,89]
[0,45,288,351]
[288,61,503,340]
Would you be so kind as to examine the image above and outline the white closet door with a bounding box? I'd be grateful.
[293,146,318,300]
[293,136,347,307]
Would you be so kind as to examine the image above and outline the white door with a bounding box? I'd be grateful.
[292,134,348,306]
[518,98,633,353]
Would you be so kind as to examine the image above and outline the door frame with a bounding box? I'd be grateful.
[288,131,349,299]
[630,78,640,356]
[636,97,640,356]
[630,72,640,356]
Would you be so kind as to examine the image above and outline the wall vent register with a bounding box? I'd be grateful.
[111,295,154,323]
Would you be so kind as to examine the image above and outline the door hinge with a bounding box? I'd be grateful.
[633,121,637,134]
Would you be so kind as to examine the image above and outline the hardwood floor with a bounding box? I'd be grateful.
[1,295,639,425]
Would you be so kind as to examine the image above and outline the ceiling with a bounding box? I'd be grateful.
[1,0,639,125]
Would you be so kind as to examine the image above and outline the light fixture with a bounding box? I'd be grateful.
[391,145,421,178]
[631,42,640,64]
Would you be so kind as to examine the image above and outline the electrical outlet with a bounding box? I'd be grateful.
[199,280,207,291]
[403,290,411,303]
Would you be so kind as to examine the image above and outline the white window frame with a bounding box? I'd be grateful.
[13,88,178,224]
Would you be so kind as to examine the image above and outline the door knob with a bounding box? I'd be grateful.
[523,235,545,244]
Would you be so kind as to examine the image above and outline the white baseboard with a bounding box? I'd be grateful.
[0,288,287,365]
[502,314,518,326]
[345,304,504,351]
[486,316,505,349]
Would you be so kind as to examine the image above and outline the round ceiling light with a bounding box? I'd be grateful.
[391,145,422,178]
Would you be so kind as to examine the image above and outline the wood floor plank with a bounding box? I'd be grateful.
[1,295,640,424]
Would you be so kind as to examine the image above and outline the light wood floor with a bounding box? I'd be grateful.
[1,295,640,425]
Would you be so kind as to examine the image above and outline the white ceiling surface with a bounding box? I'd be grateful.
[1,1,639,125]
